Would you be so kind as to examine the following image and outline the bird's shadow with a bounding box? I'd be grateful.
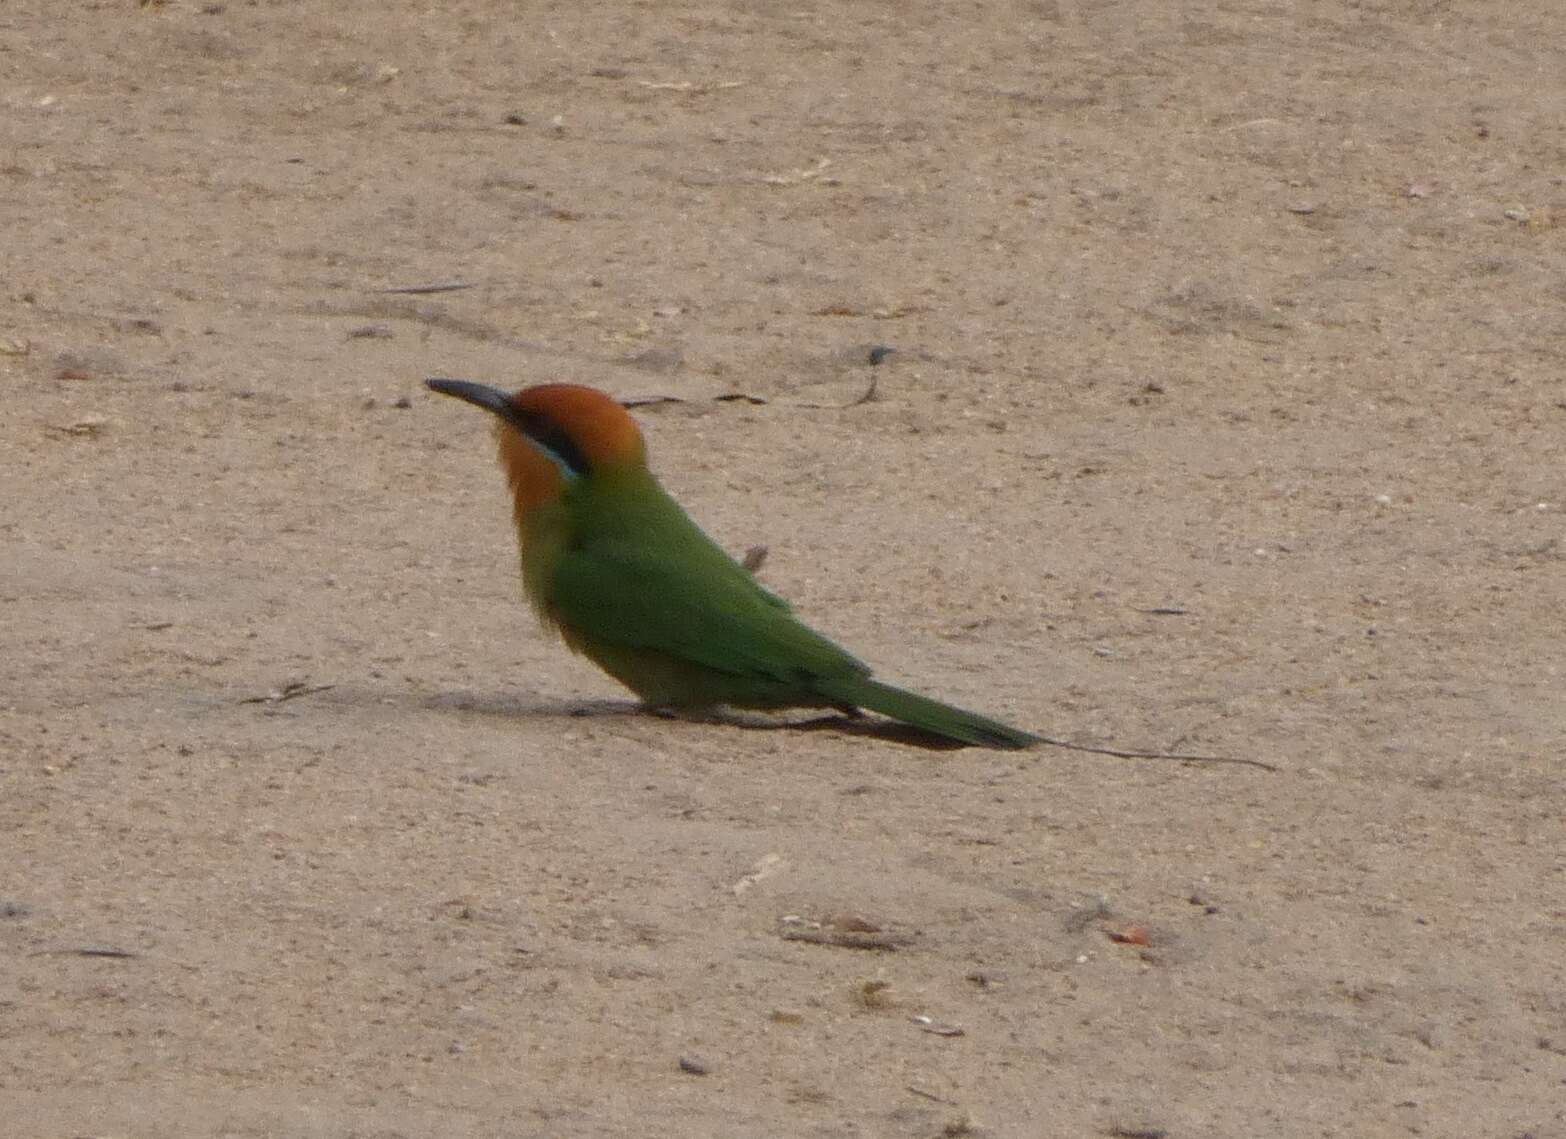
[422,689,971,751]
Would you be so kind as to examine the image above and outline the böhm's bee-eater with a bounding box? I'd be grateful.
[425,378,1039,749]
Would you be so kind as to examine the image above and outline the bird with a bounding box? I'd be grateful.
[424,377,1038,749]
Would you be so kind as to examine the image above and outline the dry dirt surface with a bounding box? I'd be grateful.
[4,2,1564,1136]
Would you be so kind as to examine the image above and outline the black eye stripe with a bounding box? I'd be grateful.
[504,407,591,476]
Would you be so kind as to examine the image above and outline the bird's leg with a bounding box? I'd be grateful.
[643,703,724,724]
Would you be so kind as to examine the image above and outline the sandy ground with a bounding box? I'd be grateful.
[4,2,1565,1136]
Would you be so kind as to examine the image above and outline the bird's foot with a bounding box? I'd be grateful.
[642,703,724,724]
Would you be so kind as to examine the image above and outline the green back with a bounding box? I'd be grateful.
[546,468,869,688]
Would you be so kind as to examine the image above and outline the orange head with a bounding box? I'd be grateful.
[426,378,647,515]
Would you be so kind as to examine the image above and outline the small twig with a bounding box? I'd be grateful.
[790,374,878,410]
[240,681,336,705]
[779,926,912,951]
[619,394,686,408]
[376,281,477,295]
[637,80,744,93]
[620,392,769,409]
[907,1086,959,1106]
[1034,734,1278,772]
[31,946,139,959]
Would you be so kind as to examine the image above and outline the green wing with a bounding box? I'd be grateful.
[542,477,1037,746]
[547,533,869,689]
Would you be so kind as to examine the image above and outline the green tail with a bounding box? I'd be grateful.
[828,677,1039,749]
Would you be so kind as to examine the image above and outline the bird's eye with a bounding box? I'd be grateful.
[513,411,591,478]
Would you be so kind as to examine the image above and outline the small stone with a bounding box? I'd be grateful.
[678,1055,709,1075]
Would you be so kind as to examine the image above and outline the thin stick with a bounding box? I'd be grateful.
[376,280,477,295]
[779,926,912,951]
[239,682,336,705]
[30,946,139,958]
[1033,734,1278,772]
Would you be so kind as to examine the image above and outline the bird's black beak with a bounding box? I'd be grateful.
[426,377,513,417]
[426,376,591,478]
